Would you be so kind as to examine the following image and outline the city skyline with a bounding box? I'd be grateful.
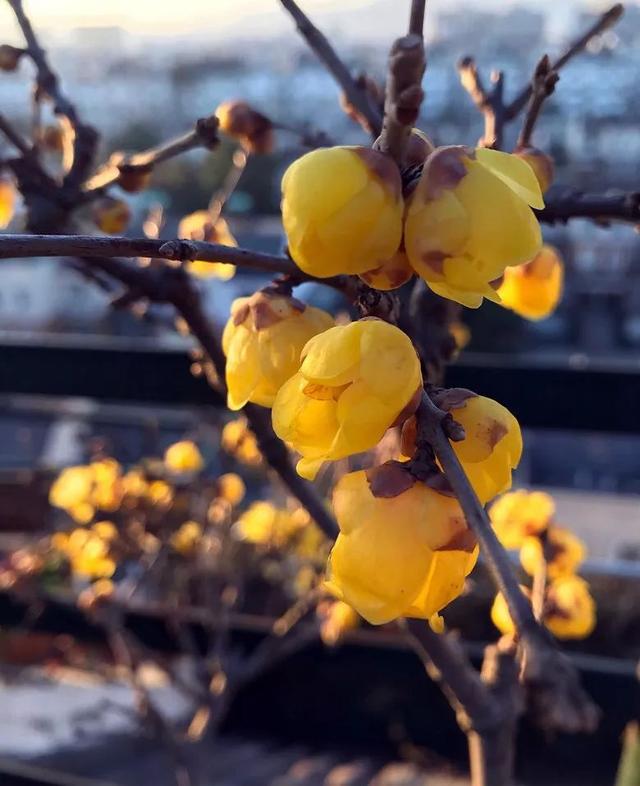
[3,0,629,37]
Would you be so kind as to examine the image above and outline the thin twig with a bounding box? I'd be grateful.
[0,113,33,157]
[279,0,383,136]
[506,3,624,120]
[457,58,506,149]
[517,55,559,149]
[83,117,219,195]
[208,148,248,222]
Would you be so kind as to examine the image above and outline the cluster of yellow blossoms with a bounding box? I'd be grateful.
[489,489,595,639]
[281,143,562,318]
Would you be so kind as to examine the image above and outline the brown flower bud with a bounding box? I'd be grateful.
[0,44,25,72]
[215,100,274,154]
[514,146,555,194]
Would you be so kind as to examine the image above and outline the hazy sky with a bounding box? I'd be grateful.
[5,0,618,35]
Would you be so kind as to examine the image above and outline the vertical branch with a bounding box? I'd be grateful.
[516,55,559,150]
[409,0,427,38]
[279,0,383,136]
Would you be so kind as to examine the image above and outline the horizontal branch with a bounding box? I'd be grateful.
[538,188,640,225]
[279,0,383,136]
[0,233,298,276]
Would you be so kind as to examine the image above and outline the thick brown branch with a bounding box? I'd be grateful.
[506,3,624,120]
[0,233,298,276]
[375,33,426,165]
[406,623,521,786]
[279,0,383,136]
[409,0,427,37]
[517,55,559,149]
[538,188,640,225]
[83,116,219,194]
[416,392,599,734]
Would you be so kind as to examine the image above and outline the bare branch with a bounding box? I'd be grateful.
[374,33,426,165]
[457,59,506,149]
[539,188,640,225]
[406,623,521,786]
[0,112,33,157]
[279,0,383,136]
[0,233,298,276]
[409,0,427,38]
[6,0,98,186]
[506,3,624,120]
[415,392,599,734]
[517,55,559,149]
[83,116,220,195]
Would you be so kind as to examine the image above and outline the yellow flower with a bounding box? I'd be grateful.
[178,210,236,280]
[491,576,596,640]
[146,480,173,506]
[358,249,414,291]
[49,466,95,520]
[171,521,203,555]
[514,146,554,193]
[234,502,302,547]
[497,245,564,321]
[55,528,116,579]
[282,146,404,277]
[90,459,122,511]
[0,177,16,229]
[122,469,148,497]
[318,600,360,646]
[92,521,118,541]
[272,319,422,480]
[545,575,596,639]
[404,146,543,308]
[325,465,478,625]
[489,489,554,549]
[164,441,204,473]
[440,391,522,505]
[221,418,262,467]
[520,526,586,580]
[490,586,527,636]
[92,197,131,235]
[222,291,334,410]
[216,473,246,507]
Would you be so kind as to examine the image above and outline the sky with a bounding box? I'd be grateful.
[5,0,621,36]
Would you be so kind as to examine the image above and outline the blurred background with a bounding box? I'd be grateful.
[0,2,639,785]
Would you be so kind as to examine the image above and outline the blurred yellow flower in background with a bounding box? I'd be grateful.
[489,489,554,549]
[178,210,237,280]
[164,441,204,473]
[497,245,564,321]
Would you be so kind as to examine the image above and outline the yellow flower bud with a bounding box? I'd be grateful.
[171,521,203,555]
[520,526,586,580]
[221,418,262,467]
[0,176,16,229]
[318,600,360,646]
[92,197,131,235]
[544,575,596,639]
[282,146,404,277]
[216,473,245,507]
[439,391,522,505]
[234,501,301,547]
[358,249,414,291]
[497,245,564,321]
[222,291,334,411]
[178,210,236,280]
[489,489,554,549]
[164,440,204,473]
[92,521,118,541]
[325,466,478,625]
[405,146,543,308]
[513,146,554,194]
[49,466,94,515]
[272,319,422,480]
